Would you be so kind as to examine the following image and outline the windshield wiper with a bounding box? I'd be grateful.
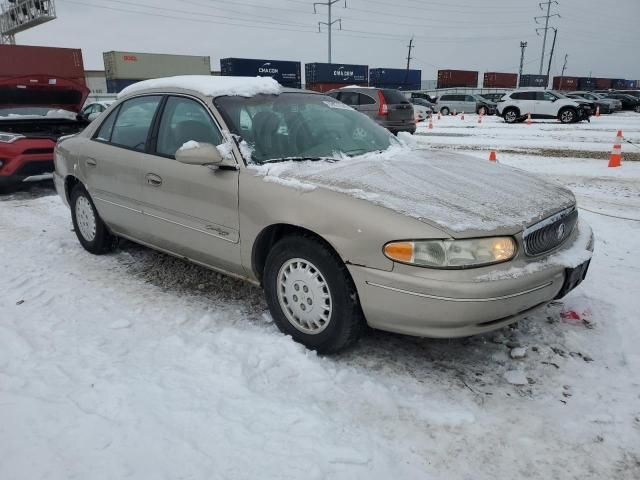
[258,156,338,164]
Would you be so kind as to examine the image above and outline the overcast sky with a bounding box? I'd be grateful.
[15,0,640,81]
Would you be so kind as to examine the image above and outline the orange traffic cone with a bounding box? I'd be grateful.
[478,113,483,124]
[460,111,465,120]
[608,130,623,167]
[453,109,457,116]
[489,150,497,162]
[595,105,600,117]
[437,112,441,120]
[428,118,433,129]
[527,112,532,125]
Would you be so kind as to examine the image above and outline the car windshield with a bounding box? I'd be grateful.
[215,92,396,163]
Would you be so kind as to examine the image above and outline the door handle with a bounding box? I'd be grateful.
[145,173,163,187]
[86,158,97,167]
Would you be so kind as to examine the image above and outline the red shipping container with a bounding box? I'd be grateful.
[0,44,86,86]
[552,76,578,90]
[595,78,612,89]
[306,82,368,93]
[437,69,478,89]
[483,72,517,88]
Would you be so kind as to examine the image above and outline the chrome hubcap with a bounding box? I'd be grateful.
[277,258,332,334]
[75,195,96,242]
[506,111,516,122]
[561,111,573,122]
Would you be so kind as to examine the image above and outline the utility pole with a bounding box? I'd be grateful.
[559,53,568,89]
[535,1,560,74]
[518,41,528,85]
[404,37,414,85]
[545,27,558,86]
[314,0,346,63]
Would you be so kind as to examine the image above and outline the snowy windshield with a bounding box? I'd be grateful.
[215,92,396,163]
[0,107,78,120]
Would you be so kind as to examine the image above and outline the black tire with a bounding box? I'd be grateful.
[263,235,365,353]
[70,183,115,254]
[558,107,577,124]
[503,107,520,124]
[440,106,450,115]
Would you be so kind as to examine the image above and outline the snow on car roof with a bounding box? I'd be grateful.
[117,75,282,99]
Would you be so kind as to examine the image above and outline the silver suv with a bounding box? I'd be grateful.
[436,94,497,115]
[326,86,416,135]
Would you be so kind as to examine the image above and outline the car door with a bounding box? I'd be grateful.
[138,95,242,274]
[84,95,163,239]
[463,95,477,113]
[511,91,536,115]
[534,91,558,117]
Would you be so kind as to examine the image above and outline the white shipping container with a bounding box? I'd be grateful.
[103,51,211,80]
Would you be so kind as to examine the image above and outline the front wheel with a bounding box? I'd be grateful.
[70,184,116,254]
[440,107,450,115]
[263,235,364,353]
[559,108,577,124]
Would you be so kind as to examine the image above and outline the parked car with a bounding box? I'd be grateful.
[54,76,594,353]
[497,89,591,123]
[436,94,496,115]
[0,76,90,191]
[599,92,640,112]
[80,101,114,121]
[570,91,621,113]
[326,86,416,135]
[410,92,437,103]
[617,89,640,100]
[409,97,433,121]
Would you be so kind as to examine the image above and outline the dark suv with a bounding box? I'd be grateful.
[326,87,416,135]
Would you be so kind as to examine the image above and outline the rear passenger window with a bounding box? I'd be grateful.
[511,92,536,100]
[94,105,120,142]
[359,94,376,105]
[465,95,476,102]
[110,96,162,151]
[156,96,223,157]
[338,91,359,106]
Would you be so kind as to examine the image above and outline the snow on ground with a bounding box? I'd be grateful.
[416,111,640,155]
[1,113,640,479]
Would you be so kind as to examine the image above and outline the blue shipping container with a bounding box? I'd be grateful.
[519,74,548,87]
[305,62,368,84]
[624,80,636,89]
[106,78,140,93]
[220,57,301,88]
[369,68,421,88]
[578,77,597,90]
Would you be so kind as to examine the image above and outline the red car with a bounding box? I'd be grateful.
[0,75,89,191]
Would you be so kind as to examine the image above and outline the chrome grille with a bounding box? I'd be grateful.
[523,207,578,256]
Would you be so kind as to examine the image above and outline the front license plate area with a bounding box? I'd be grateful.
[555,260,590,299]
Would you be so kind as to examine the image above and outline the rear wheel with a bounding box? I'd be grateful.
[503,107,519,124]
[440,106,450,115]
[263,235,364,353]
[559,107,577,123]
[70,184,116,254]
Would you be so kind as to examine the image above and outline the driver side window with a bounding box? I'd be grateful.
[541,92,557,101]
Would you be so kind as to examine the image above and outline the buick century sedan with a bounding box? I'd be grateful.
[54,76,594,353]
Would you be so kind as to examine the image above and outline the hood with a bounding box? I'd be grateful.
[0,75,89,113]
[251,147,575,236]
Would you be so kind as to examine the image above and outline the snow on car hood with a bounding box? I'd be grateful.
[249,146,576,234]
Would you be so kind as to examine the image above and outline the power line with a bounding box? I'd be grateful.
[535,0,560,74]
[313,0,345,63]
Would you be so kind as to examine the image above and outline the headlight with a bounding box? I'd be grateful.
[383,237,517,268]
[0,132,25,143]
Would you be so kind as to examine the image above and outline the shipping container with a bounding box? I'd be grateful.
[437,69,478,89]
[518,74,548,88]
[103,51,211,81]
[305,82,367,93]
[220,57,301,88]
[483,72,517,88]
[0,44,85,86]
[305,62,368,85]
[106,78,141,94]
[370,68,421,90]
[611,78,626,89]
[552,76,578,90]
[623,80,637,89]
[577,77,596,90]
[594,78,611,90]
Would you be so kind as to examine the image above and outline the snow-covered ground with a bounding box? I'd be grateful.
[1,113,640,479]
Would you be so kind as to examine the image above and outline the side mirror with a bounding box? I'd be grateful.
[175,142,225,166]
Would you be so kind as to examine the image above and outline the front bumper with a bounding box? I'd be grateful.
[0,137,56,186]
[348,220,594,338]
